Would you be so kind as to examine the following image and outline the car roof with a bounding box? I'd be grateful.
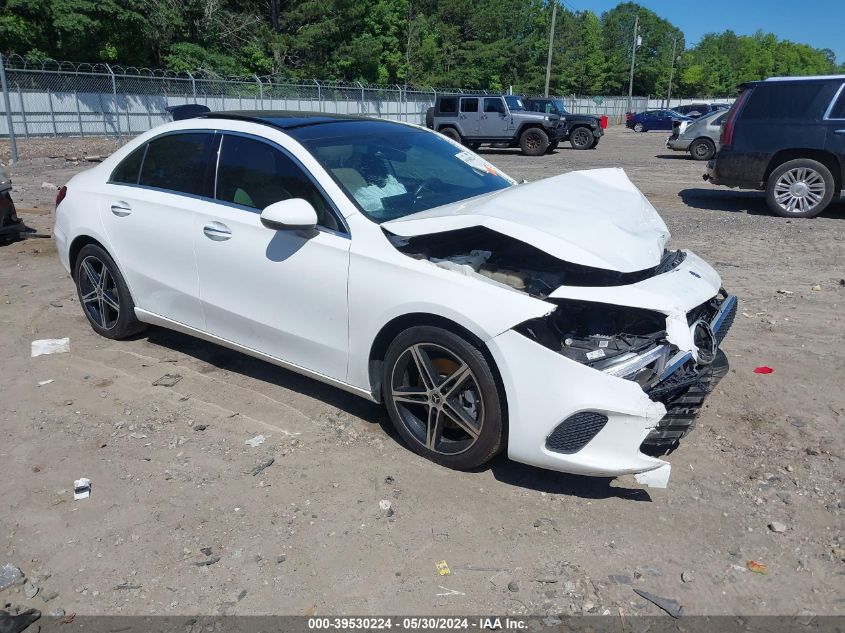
[199,110,379,130]
[742,74,845,88]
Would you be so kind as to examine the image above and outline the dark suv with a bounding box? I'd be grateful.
[705,76,845,218]
[523,98,603,149]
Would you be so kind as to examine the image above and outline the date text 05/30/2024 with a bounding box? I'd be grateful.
[307,618,528,630]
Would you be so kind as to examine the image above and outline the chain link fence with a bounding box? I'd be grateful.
[0,54,733,162]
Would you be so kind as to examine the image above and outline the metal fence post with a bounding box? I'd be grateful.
[187,71,196,103]
[313,79,321,112]
[254,75,263,109]
[47,88,57,136]
[16,84,29,138]
[106,64,122,142]
[0,53,17,162]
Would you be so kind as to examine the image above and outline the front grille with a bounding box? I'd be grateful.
[713,298,737,345]
[545,412,608,454]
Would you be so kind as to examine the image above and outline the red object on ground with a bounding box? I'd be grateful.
[753,366,774,374]
[599,115,608,129]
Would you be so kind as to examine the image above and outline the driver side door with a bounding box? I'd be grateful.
[192,133,351,381]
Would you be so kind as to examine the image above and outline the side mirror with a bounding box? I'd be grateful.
[260,198,318,231]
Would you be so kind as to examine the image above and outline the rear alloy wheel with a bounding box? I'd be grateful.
[689,137,716,161]
[439,127,462,143]
[519,128,549,156]
[383,326,504,470]
[74,244,145,339]
[765,159,834,218]
[633,122,645,133]
[569,127,593,150]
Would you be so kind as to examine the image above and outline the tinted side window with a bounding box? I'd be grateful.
[742,83,825,121]
[439,97,457,113]
[828,85,845,119]
[484,98,505,113]
[215,135,336,229]
[110,145,146,184]
[461,98,479,113]
[139,132,212,195]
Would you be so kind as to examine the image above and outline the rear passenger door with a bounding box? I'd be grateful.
[100,131,214,329]
[192,132,351,381]
[459,97,480,136]
[824,82,845,188]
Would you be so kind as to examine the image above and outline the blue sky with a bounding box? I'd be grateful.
[573,0,845,63]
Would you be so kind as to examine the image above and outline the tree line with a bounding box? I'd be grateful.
[1,0,842,97]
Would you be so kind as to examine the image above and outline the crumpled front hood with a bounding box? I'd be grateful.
[383,168,670,273]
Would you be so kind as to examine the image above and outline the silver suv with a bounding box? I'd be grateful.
[427,95,564,155]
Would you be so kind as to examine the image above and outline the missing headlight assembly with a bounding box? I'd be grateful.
[515,300,671,387]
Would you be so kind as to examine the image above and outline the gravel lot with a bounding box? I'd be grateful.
[1,126,844,618]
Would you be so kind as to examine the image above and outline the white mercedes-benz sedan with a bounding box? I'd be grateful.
[53,110,736,488]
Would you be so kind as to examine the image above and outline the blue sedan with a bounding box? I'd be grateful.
[626,109,692,132]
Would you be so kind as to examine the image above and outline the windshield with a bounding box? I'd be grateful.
[552,100,568,114]
[290,120,515,222]
[504,96,526,111]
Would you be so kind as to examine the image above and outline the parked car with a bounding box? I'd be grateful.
[427,94,564,155]
[523,97,603,149]
[673,103,730,119]
[666,109,727,161]
[54,109,736,487]
[627,109,693,132]
[705,75,845,218]
[0,168,23,244]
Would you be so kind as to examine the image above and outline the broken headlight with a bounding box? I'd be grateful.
[515,299,670,386]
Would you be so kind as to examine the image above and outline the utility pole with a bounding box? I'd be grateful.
[666,37,677,107]
[544,0,558,97]
[626,14,639,114]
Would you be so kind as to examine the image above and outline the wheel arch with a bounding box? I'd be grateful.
[68,234,139,302]
[765,149,842,193]
[69,234,110,279]
[367,312,509,433]
[515,122,547,137]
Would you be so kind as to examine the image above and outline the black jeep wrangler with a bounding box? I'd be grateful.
[523,97,603,149]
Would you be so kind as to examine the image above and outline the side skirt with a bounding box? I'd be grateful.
[135,308,378,403]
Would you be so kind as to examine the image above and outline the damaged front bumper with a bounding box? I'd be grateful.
[489,253,736,488]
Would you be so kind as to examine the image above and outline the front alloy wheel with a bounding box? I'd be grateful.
[570,127,593,150]
[765,159,834,218]
[383,326,504,469]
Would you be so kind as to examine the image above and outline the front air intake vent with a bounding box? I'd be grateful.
[545,412,609,454]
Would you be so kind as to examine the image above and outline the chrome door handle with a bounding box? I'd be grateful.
[110,202,131,217]
[203,222,232,241]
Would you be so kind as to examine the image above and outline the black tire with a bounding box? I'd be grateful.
[633,122,645,133]
[589,137,600,149]
[765,158,835,218]
[425,107,434,129]
[689,137,716,161]
[439,127,461,143]
[569,126,593,150]
[73,243,145,339]
[519,127,549,156]
[382,325,505,470]
[546,139,559,153]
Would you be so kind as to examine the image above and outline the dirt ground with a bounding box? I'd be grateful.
[1,127,844,619]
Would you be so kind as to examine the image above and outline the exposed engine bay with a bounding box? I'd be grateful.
[388,226,687,299]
